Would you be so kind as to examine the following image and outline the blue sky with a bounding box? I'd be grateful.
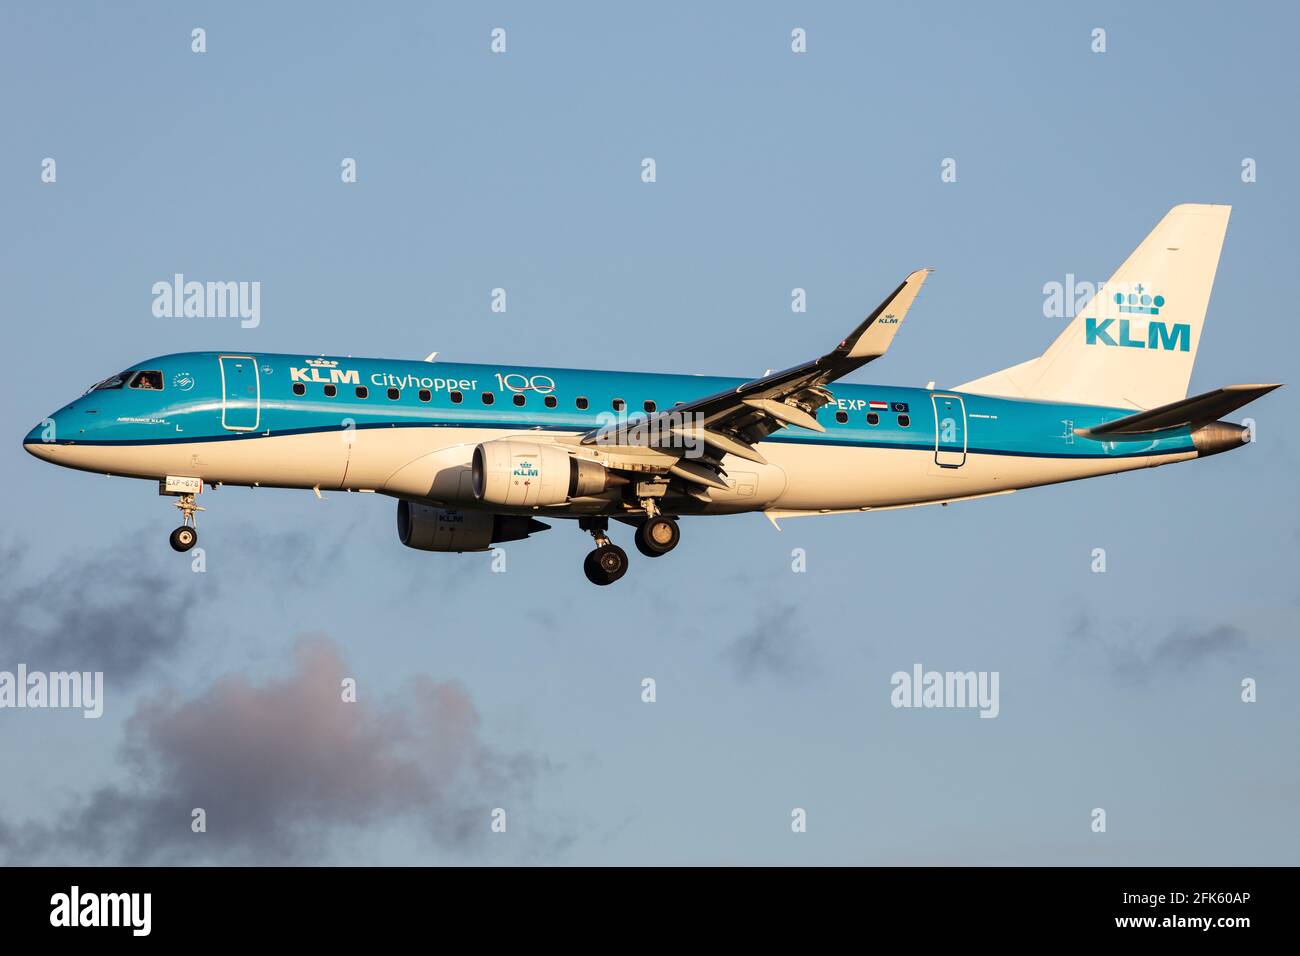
[1,1,1297,864]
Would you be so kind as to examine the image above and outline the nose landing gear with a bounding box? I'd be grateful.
[169,493,204,553]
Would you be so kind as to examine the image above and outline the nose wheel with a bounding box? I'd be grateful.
[168,492,204,553]
[169,526,198,552]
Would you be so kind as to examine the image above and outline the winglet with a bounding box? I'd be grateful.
[839,268,932,362]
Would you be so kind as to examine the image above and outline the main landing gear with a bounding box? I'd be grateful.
[168,493,204,553]
[580,518,628,586]
[634,515,680,558]
[579,515,680,585]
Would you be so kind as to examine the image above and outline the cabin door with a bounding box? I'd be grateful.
[932,394,967,468]
[219,355,261,431]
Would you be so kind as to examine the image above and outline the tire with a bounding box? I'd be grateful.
[634,516,679,557]
[583,544,628,585]
[170,526,197,553]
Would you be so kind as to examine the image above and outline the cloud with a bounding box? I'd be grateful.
[0,517,381,682]
[0,538,207,682]
[721,604,811,681]
[1145,623,1248,672]
[0,636,551,864]
[1066,611,1248,681]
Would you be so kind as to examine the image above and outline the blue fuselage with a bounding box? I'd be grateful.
[25,350,1196,463]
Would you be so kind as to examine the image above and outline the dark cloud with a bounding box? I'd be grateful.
[721,604,811,681]
[0,538,207,682]
[1146,623,1248,672]
[0,515,379,682]
[1067,611,1248,681]
[0,636,551,864]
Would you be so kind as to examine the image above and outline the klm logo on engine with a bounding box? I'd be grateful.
[1085,289,1189,352]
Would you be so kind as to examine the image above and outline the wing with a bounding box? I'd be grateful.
[582,269,931,472]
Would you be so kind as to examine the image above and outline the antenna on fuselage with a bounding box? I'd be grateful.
[423,352,438,363]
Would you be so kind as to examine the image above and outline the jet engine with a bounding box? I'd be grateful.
[472,440,615,507]
[396,500,549,552]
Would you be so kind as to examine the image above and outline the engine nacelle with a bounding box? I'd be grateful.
[396,500,549,552]
[472,440,613,507]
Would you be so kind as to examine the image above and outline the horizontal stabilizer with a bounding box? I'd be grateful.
[1075,384,1281,438]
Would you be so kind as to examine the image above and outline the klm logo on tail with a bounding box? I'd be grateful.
[1085,289,1189,351]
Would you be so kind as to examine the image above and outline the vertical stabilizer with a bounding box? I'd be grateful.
[957,204,1231,410]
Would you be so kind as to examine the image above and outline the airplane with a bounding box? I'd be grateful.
[23,204,1279,585]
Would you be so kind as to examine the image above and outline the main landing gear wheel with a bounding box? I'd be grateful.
[169,526,198,552]
[578,516,629,586]
[634,516,679,558]
[583,544,629,586]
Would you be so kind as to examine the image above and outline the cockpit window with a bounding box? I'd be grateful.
[88,372,129,392]
[128,370,164,390]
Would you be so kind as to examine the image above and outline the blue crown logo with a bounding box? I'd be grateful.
[1113,285,1165,316]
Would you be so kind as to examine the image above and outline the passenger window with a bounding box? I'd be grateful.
[292,383,306,396]
[612,399,625,412]
[356,386,368,399]
[835,411,848,424]
[576,396,589,410]
[324,384,337,397]
[898,414,911,428]
[482,392,495,405]
[544,395,557,408]
[513,393,526,407]
[387,388,400,401]
[418,389,431,402]
[450,390,463,404]
[129,370,164,390]
[867,412,879,426]
[644,400,656,413]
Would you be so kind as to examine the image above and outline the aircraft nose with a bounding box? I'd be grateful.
[23,417,60,461]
